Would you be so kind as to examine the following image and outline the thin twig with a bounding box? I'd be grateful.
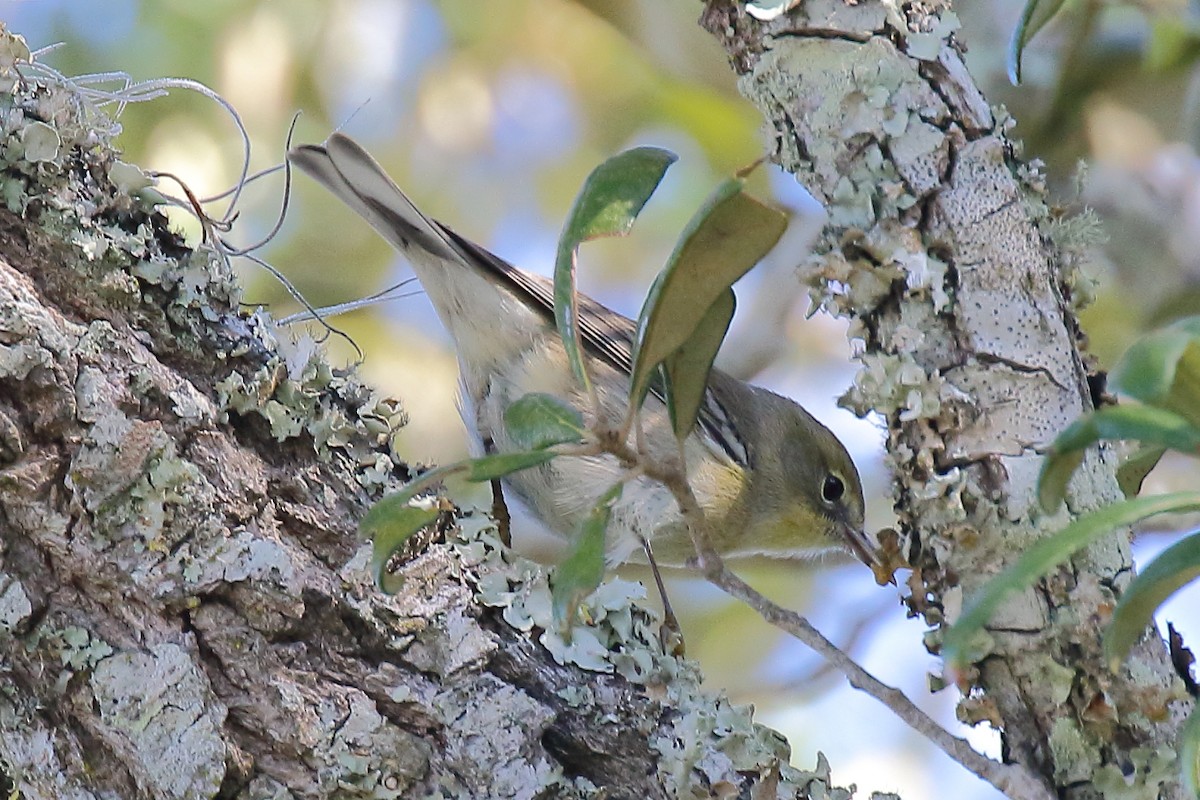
[749,594,892,700]
[599,435,1055,800]
[703,567,1054,800]
[275,279,421,326]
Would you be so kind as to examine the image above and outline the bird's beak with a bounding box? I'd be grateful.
[839,522,898,586]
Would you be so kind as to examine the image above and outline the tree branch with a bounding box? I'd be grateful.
[602,432,1053,799]
[699,1,1192,797]
[0,24,865,800]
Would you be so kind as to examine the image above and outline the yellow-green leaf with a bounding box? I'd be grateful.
[1038,405,1200,510]
[362,445,567,592]
[361,467,459,593]
[629,178,786,407]
[1007,0,1071,84]
[504,393,585,451]
[1104,531,1200,669]
[943,492,1200,668]
[1117,445,1168,499]
[662,290,735,440]
[464,450,559,482]
[1112,317,1200,428]
[554,147,678,392]
[552,482,623,630]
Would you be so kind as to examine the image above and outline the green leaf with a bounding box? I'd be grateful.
[1104,531,1200,669]
[1145,17,1200,74]
[1007,0,1070,84]
[361,467,459,593]
[1112,329,1191,402]
[504,393,586,450]
[1167,316,1200,338]
[629,178,787,407]
[464,450,560,482]
[366,500,441,593]
[1183,703,1200,799]
[362,444,568,592]
[555,147,678,392]
[942,492,1200,668]
[1038,405,1200,510]
[662,290,736,440]
[1111,317,1200,428]
[552,482,624,629]
[1117,444,1167,499]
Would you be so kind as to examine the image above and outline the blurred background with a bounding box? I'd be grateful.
[4,0,1199,796]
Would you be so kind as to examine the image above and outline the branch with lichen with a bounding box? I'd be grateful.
[594,430,1054,800]
[700,1,1190,797]
[0,22,878,800]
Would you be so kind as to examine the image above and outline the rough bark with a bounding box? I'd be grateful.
[699,1,1192,798]
[0,24,862,800]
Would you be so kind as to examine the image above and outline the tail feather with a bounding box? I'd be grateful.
[288,133,553,370]
[288,133,462,267]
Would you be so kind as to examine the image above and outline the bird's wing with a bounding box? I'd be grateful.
[291,134,747,467]
[442,228,749,468]
[437,226,638,380]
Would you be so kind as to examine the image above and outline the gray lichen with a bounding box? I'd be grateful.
[0,17,885,800]
[459,522,857,797]
[0,574,31,634]
[215,336,407,490]
[700,1,1191,796]
[90,643,227,800]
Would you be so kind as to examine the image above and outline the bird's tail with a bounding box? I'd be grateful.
[288,133,469,272]
[288,132,554,368]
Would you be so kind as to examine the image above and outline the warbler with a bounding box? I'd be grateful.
[289,134,877,572]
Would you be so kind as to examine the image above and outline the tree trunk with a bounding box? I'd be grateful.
[0,23,854,800]
[3,1,1194,796]
[698,1,1192,797]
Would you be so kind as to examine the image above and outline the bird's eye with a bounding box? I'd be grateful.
[821,474,845,504]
